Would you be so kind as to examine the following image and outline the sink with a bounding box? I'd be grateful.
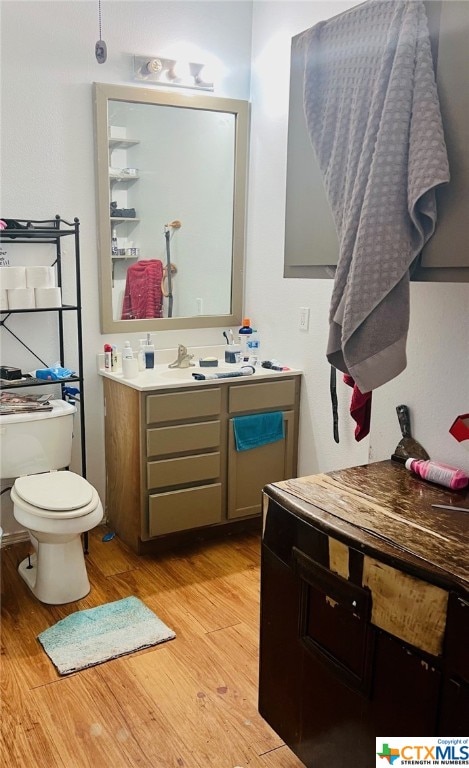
[157,364,237,379]
[158,367,203,379]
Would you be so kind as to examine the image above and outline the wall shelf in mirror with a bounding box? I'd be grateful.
[108,138,140,148]
[109,174,140,182]
[110,217,141,223]
[94,83,249,332]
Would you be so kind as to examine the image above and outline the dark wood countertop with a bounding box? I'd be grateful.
[266,459,469,594]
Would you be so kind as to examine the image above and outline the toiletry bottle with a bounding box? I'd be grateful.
[138,339,147,371]
[246,329,260,366]
[122,340,133,360]
[111,345,118,371]
[145,333,155,369]
[405,458,469,490]
[104,343,112,370]
[238,318,253,360]
[111,227,118,256]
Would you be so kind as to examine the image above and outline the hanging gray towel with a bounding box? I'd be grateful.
[302,0,449,392]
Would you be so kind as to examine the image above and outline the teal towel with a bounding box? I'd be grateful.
[233,411,284,452]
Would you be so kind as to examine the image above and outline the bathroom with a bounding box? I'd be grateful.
[1,0,468,764]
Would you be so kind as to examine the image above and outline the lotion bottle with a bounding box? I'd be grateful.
[405,458,469,490]
[122,340,133,360]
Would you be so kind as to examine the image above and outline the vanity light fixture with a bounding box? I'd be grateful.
[133,55,214,91]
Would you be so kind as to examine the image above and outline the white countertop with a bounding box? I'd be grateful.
[97,347,301,392]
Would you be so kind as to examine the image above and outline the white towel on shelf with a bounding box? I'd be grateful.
[302,0,449,392]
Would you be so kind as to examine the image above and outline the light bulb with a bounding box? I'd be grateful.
[145,58,162,75]
[171,61,191,81]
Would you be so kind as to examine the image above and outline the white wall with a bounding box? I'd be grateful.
[1,1,468,538]
[0,0,253,536]
[247,0,469,479]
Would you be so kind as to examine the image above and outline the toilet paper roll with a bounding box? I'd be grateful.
[0,289,8,311]
[0,266,27,289]
[26,265,55,288]
[7,287,35,309]
[35,287,62,308]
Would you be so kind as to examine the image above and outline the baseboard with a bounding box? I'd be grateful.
[0,530,30,548]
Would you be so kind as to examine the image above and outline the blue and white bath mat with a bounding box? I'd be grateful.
[38,596,176,675]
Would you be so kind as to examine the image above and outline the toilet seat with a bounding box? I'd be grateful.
[12,471,100,519]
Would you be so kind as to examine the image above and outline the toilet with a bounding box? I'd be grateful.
[1,399,103,604]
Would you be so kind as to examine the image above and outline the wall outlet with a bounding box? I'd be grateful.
[299,306,310,331]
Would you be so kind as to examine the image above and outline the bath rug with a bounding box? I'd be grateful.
[38,596,176,675]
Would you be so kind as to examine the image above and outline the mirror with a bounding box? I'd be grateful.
[93,83,249,332]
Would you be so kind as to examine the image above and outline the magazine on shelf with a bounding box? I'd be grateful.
[0,391,53,415]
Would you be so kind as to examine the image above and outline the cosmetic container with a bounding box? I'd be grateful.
[405,458,469,490]
[104,343,112,370]
[225,345,242,364]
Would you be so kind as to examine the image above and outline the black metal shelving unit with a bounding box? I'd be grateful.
[1,215,88,547]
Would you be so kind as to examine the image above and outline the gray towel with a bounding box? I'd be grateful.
[302,0,449,392]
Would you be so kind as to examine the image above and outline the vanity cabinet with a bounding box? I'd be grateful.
[103,373,300,553]
[259,461,469,767]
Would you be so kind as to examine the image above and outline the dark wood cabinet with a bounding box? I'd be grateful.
[259,461,469,768]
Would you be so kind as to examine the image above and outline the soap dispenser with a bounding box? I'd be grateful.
[145,333,155,369]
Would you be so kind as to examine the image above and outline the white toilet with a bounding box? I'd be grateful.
[1,399,103,604]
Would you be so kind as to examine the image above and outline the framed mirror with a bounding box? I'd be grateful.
[93,83,249,332]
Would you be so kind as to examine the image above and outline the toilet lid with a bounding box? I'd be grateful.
[14,471,94,511]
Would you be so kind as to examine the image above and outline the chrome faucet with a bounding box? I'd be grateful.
[168,344,195,369]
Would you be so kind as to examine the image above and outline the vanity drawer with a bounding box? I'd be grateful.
[147,421,220,458]
[229,379,297,414]
[147,451,221,490]
[149,483,222,536]
[146,388,221,424]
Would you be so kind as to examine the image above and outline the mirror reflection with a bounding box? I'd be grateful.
[94,83,249,333]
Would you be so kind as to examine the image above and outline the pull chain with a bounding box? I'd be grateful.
[95,0,107,64]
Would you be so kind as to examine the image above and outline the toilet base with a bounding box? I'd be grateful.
[18,535,91,605]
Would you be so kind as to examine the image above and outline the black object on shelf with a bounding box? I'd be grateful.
[0,215,89,552]
[0,366,22,380]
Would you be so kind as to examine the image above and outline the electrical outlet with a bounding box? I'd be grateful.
[299,306,310,331]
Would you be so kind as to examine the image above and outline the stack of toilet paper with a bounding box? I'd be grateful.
[0,266,62,310]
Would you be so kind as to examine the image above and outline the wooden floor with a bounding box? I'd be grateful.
[1,527,304,768]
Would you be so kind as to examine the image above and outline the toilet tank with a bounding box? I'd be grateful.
[0,399,77,479]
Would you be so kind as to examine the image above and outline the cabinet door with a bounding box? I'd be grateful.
[284,0,469,279]
[438,678,469,736]
[227,411,295,519]
[420,0,469,269]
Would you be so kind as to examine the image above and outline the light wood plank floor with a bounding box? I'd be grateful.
[1,527,304,768]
